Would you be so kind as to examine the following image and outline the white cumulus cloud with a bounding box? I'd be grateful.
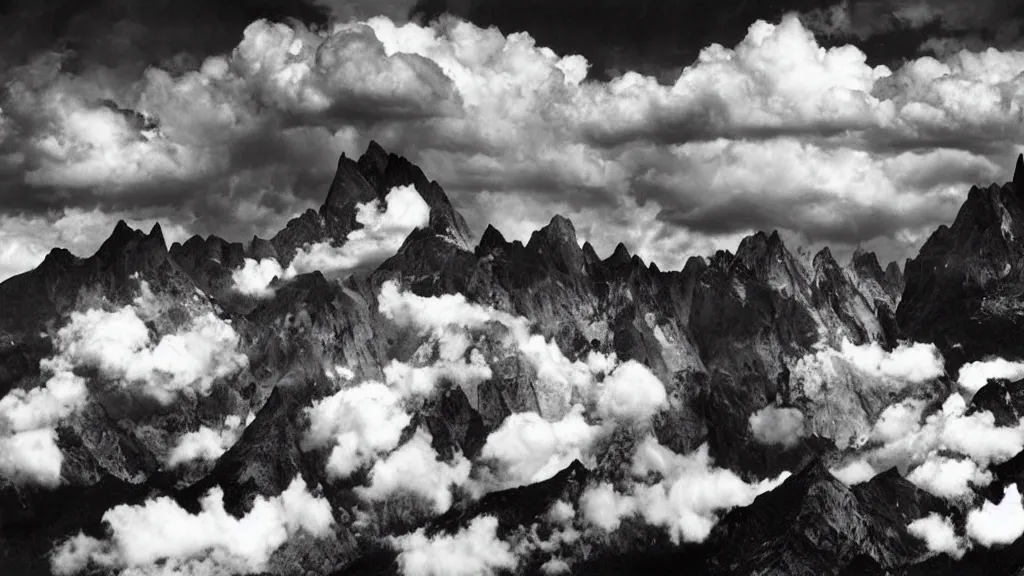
[595,360,668,422]
[958,357,1024,393]
[908,513,964,558]
[967,484,1024,547]
[356,428,471,513]
[479,405,601,489]
[232,184,431,296]
[749,406,807,448]
[389,515,518,576]
[303,380,412,479]
[50,476,334,575]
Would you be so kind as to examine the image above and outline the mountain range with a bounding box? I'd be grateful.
[4,142,1024,575]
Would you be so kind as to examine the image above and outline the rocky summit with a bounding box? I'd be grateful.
[5,142,1024,576]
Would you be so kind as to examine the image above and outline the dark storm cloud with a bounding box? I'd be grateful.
[655,188,959,245]
[409,0,836,79]
[801,0,1024,56]
[408,0,1024,77]
[0,0,331,72]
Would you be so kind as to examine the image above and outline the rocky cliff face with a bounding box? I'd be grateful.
[898,155,1024,373]
[4,144,1024,576]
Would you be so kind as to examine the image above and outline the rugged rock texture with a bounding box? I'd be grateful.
[898,163,1024,373]
[168,234,247,296]
[968,377,1024,427]
[270,142,471,266]
[707,462,948,575]
[432,459,589,535]
[6,142,1024,576]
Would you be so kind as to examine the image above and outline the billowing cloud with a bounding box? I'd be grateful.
[479,406,601,489]
[908,513,964,558]
[356,428,471,513]
[966,484,1024,547]
[581,437,790,542]
[1,281,246,486]
[232,257,287,298]
[383,352,492,399]
[0,349,89,487]
[792,339,945,405]
[0,428,66,488]
[166,413,254,468]
[389,515,518,576]
[233,19,459,121]
[378,281,610,417]
[232,184,431,295]
[830,392,1024,491]
[958,357,1024,393]
[289,184,431,273]
[830,459,879,485]
[906,455,992,498]
[625,437,790,543]
[6,9,1024,281]
[837,339,946,384]
[42,298,248,405]
[749,406,807,448]
[871,398,926,444]
[50,476,334,575]
[871,394,1024,469]
[789,339,944,447]
[594,360,668,422]
[302,380,412,479]
[0,371,88,436]
[580,482,637,532]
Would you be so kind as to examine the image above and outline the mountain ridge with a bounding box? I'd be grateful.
[4,143,1024,576]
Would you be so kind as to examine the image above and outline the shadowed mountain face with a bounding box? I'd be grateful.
[898,155,1024,373]
[5,142,1024,576]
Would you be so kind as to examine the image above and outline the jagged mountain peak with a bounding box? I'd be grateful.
[734,229,792,274]
[40,247,79,270]
[1014,153,1024,192]
[813,246,838,271]
[95,219,169,265]
[898,157,1024,372]
[850,248,883,276]
[477,223,509,254]
[884,260,903,285]
[357,139,391,182]
[271,141,472,264]
[528,214,579,249]
[323,151,378,211]
[605,242,633,267]
[148,222,164,245]
[518,215,592,276]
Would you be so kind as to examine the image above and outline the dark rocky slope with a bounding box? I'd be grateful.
[898,154,1024,373]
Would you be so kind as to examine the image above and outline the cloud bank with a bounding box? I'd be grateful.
[580,437,790,543]
[390,515,518,576]
[51,477,334,575]
[5,10,1024,279]
[958,357,1024,392]
[302,380,412,479]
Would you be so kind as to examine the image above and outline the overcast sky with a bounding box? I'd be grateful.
[1,0,1023,280]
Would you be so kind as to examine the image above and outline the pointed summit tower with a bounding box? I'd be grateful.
[1014,153,1024,193]
[271,141,473,265]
